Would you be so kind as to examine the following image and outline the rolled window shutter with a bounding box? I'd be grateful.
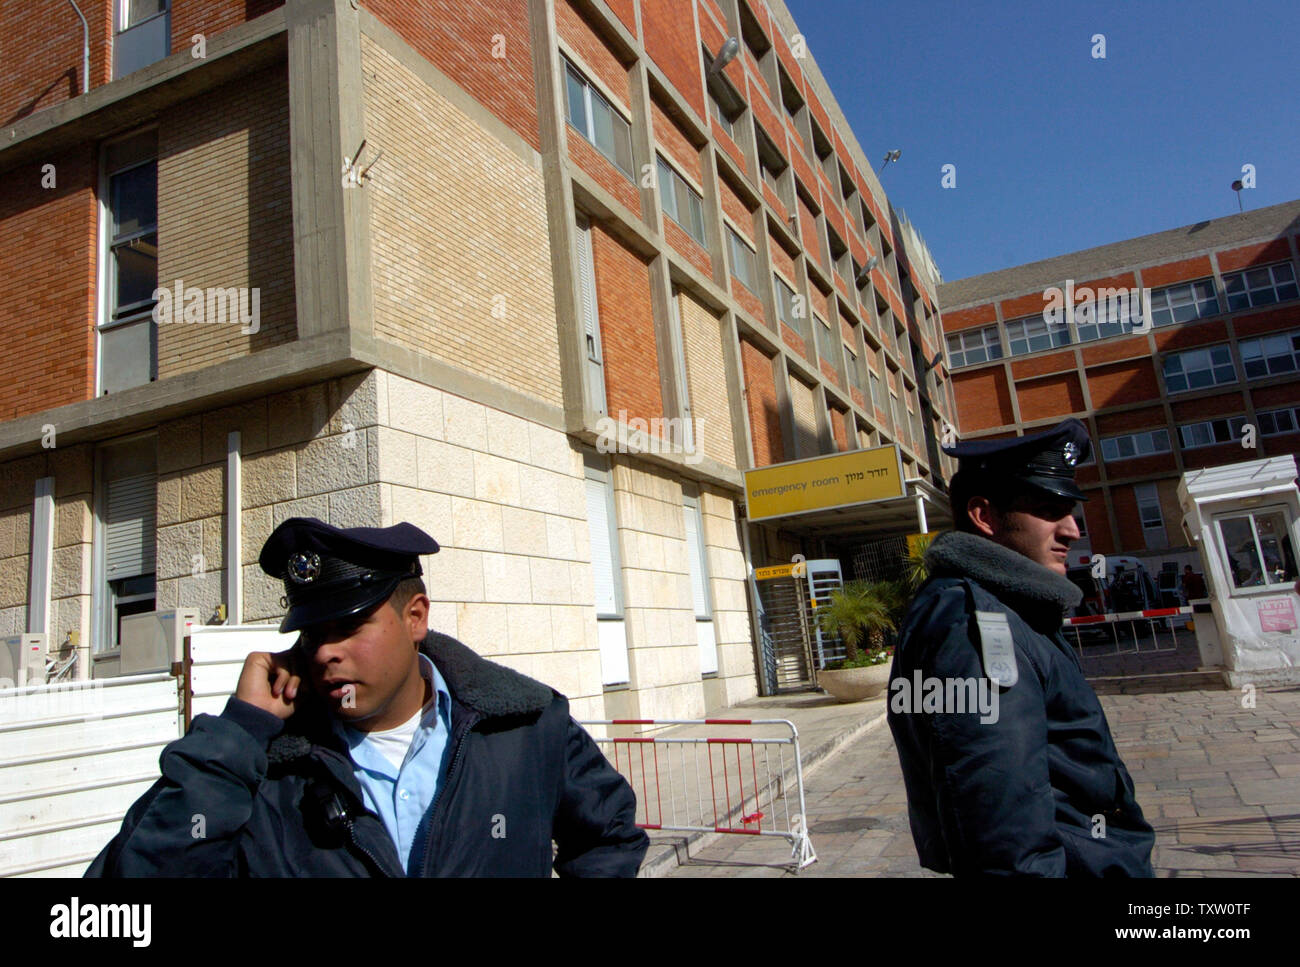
[576,222,599,352]
[106,472,156,578]
[576,220,607,415]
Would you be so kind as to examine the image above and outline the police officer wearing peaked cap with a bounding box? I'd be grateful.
[87,516,649,877]
[887,418,1156,876]
[258,517,440,633]
[941,416,1093,501]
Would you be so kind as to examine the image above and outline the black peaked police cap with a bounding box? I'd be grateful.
[258,517,440,633]
[941,417,1092,502]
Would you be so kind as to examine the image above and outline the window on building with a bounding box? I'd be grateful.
[1223,261,1299,311]
[814,315,837,364]
[1135,482,1167,547]
[1073,504,1089,538]
[1177,416,1248,449]
[114,0,169,80]
[1162,344,1236,393]
[945,324,1002,368]
[868,368,883,412]
[585,454,630,685]
[564,58,634,178]
[774,274,806,339]
[97,436,157,654]
[682,491,717,676]
[1258,405,1300,436]
[755,126,791,209]
[656,155,706,245]
[1006,314,1071,356]
[1148,278,1219,328]
[845,346,863,393]
[709,91,735,138]
[1239,330,1300,379]
[1215,506,1297,593]
[706,76,744,141]
[1074,291,1145,342]
[100,130,158,395]
[1101,429,1171,462]
[726,226,757,293]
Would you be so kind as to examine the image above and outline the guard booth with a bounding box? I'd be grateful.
[1178,455,1300,686]
[741,444,950,694]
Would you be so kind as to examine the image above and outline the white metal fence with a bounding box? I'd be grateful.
[579,717,817,870]
[0,624,295,877]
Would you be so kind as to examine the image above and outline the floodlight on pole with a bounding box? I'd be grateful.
[856,254,881,286]
[707,37,740,76]
[881,149,901,170]
[1231,179,1244,213]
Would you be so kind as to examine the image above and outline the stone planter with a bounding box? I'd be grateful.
[818,663,890,703]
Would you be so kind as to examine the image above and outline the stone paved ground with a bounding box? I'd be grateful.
[665,683,1300,877]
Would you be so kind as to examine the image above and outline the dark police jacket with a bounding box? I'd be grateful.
[86,632,648,877]
[887,532,1155,877]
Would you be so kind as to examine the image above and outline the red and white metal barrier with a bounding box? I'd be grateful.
[579,718,817,870]
[1063,606,1193,626]
[1062,606,1192,657]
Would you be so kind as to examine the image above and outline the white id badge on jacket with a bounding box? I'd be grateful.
[975,611,1018,687]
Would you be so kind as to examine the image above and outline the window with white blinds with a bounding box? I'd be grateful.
[587,462,621,618]
[683,494,711,618]
[575,216,607,416]
[683,491,718,676]
[585,455,629,686]
[105,472,157,579]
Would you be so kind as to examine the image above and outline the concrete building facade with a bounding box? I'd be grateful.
[1,0,953,716]
[939,200,1300,575]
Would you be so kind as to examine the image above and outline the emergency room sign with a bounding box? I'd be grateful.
[743,445,905,522]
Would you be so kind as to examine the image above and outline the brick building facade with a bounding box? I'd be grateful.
[938,200,1300,571]
[0,0,952,726]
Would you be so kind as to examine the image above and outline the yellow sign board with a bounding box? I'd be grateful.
[743,445,905,522]
[754,564,795,580]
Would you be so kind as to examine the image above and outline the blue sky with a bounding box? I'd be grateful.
[784,0,1300,282]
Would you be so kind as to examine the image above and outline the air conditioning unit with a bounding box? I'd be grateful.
[119,610,199,675]
[0,634,49,685]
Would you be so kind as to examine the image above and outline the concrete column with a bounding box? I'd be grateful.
[285,0,375,341]
[529,0,591,434]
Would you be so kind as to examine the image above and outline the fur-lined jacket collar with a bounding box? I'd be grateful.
[266,630,556,766]
[924,531,1082,631]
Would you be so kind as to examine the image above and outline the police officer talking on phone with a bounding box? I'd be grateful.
[888,418,1155,876]
[87,517,648,877]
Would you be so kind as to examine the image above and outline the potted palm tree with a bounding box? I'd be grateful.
[814,580,898,702]
[902,533,933,595]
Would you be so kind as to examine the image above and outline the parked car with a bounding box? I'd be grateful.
[1065,558,1160,642]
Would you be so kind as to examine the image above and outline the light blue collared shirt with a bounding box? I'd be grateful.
[332,653,453,874]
